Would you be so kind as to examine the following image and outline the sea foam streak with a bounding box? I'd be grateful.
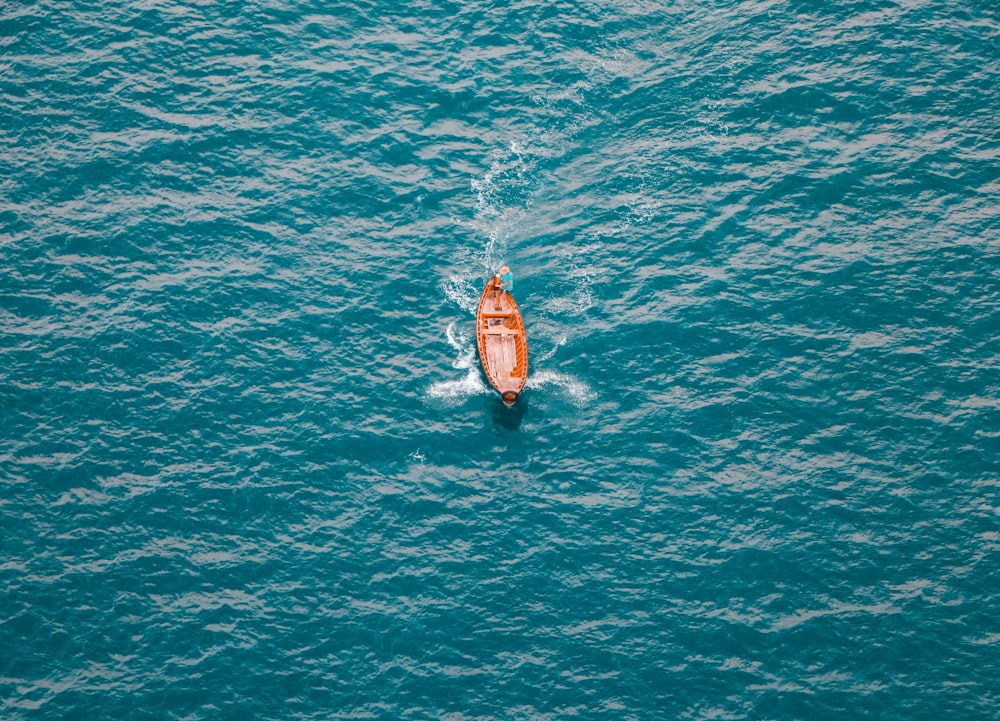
[427,321,488,404]
[526,369,596,406]
[442,275,478,316]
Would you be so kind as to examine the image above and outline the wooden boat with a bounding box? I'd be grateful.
[476,276,528,406]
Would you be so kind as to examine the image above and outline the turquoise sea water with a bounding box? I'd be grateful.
[2,1,998,719]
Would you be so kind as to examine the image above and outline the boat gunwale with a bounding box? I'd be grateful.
[476,276,528,402]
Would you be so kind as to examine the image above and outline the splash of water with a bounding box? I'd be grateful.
[527,369,596,406]
[427,322,488,404]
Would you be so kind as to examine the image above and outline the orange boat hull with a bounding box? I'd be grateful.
[476,277,528,406]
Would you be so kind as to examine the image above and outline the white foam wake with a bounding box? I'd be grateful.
[427,322,489,404]
[442,275,478,315]
[469,142,532,274]
[526,369,596,406]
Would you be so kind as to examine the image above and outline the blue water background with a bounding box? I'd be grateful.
[2,1,998,719]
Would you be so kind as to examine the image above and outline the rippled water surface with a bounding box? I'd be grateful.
[2,1,998,719]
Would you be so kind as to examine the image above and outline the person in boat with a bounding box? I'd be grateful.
[498,266,513,293]
[493,265,514,303]
[494,265,513,307]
